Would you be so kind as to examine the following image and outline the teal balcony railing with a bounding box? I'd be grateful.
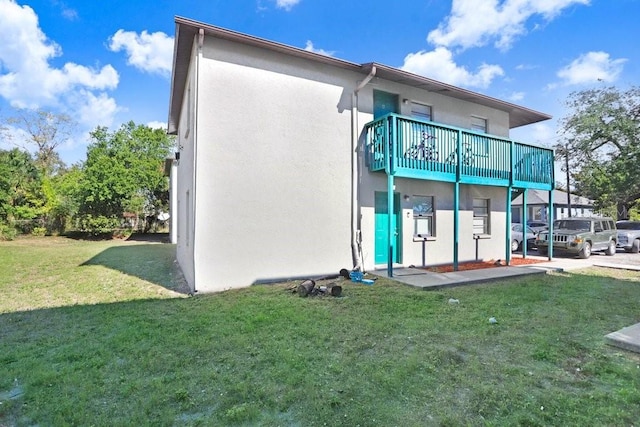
[365,114,554,190]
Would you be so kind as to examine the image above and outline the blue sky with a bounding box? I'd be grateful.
[0,0,638,165]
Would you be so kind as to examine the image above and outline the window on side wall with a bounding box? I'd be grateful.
[471,116,487,133]
[473,198,490,235]
[411,102,432,121]
[413,195,435,238]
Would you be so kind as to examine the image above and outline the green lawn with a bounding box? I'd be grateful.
[1,237,639,426]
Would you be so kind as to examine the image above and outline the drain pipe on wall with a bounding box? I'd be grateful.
[350,66,376,271]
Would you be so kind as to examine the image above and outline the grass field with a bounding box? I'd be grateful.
[1,237,640,426]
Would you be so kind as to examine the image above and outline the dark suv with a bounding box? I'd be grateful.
[616,221,640,253]
[536,217,617,259]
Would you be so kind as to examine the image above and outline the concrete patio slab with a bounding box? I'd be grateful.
[605,323,640,354]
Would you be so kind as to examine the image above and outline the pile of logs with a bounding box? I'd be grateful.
[295,279,342,297]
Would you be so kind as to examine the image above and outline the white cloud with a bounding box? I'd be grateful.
[427,0,590,51]
[304,41,335,57]
[54,0,78,21]
[146,121,167,130]
[275,0,300,11]
[74,90,120,130]
[508,91,525,102]
[0,0,119,114]
[555,51,626,86]
[401,47,504,89]
[529,122,556,145]
[108,29,174,77]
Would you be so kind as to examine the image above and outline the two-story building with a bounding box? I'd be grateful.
[167,16,554,293]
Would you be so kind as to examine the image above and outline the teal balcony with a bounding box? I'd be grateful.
[365,114,554,190]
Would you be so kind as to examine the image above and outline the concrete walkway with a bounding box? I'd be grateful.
[370,256,595,291]
[370,257,640,354]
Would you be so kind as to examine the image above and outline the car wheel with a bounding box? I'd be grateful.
[632,239,640,254]
[538,247,548,256]
[605,240,616,256]
[511,240,520,252]
[578,242,592,259]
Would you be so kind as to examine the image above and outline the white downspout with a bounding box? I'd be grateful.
[351,66,376,271]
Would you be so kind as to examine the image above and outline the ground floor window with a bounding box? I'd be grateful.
[473,198,490,235]
[413,195,435,238]
[528,206,548,221]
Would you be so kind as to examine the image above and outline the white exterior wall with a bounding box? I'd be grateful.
[356,81,511,270]
[173,32,519,292]
[174,40,198,292]
[360,175,508,270]
[168,160,178,244]
[190,38,357,292]
[357,79,510,137]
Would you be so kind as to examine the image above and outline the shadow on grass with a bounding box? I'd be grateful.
[2,268,640,426]
[81,243,189,294]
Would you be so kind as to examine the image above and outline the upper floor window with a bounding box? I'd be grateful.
[411,102,432,121]
[471,116,487,133]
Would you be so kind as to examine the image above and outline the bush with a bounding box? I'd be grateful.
[77,215,121,235]
[32,227,47,236]
[0,223,17,241]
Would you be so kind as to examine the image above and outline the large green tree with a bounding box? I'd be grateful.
[558,86,640,219]
[0,148,43,228]
[78,122,174,231]
[2,109,75,176]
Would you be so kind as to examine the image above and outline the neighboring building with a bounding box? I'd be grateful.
[511,189,596,224]
[167,17,555,293]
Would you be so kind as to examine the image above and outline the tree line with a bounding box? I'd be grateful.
[0,110,174,240]
[1,86,638,240]
[557,86,640,220]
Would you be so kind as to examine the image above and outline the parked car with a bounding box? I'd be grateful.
[526,220,549,233]
[616,220,640,253]
[511,223,537,252]
[536,217,617,259]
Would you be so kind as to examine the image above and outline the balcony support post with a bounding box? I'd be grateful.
[385,115,397,278]
[453,129,462,271]
[548,190,554,260]
[506,186,512,266]
[387,173,394,278]
[522,189,528,258]
[453,181,460,271]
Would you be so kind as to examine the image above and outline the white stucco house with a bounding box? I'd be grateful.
[167,16,555,293]
[512,189,596,222]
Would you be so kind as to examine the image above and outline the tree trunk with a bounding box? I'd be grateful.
[617,202,630,220]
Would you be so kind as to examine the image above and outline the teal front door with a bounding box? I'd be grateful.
[373,90,399,119]
[375,192,401,264]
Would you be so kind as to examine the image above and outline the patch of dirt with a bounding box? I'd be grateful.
[424,257,547,273]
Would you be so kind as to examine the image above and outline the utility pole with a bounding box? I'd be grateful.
[565,144,572,217]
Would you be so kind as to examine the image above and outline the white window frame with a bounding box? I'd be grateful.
[411,102,432,122]
[471,116,487,133]
[412,195,435,239]
[473,198,490,236]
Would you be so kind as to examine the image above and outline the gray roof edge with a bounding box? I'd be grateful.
[168,16,552,134]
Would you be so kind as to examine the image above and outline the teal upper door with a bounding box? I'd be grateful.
[373,90,399,119]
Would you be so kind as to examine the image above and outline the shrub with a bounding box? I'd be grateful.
[32,227,47,236]
[0,223,17,241]
[77,215,121,235]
